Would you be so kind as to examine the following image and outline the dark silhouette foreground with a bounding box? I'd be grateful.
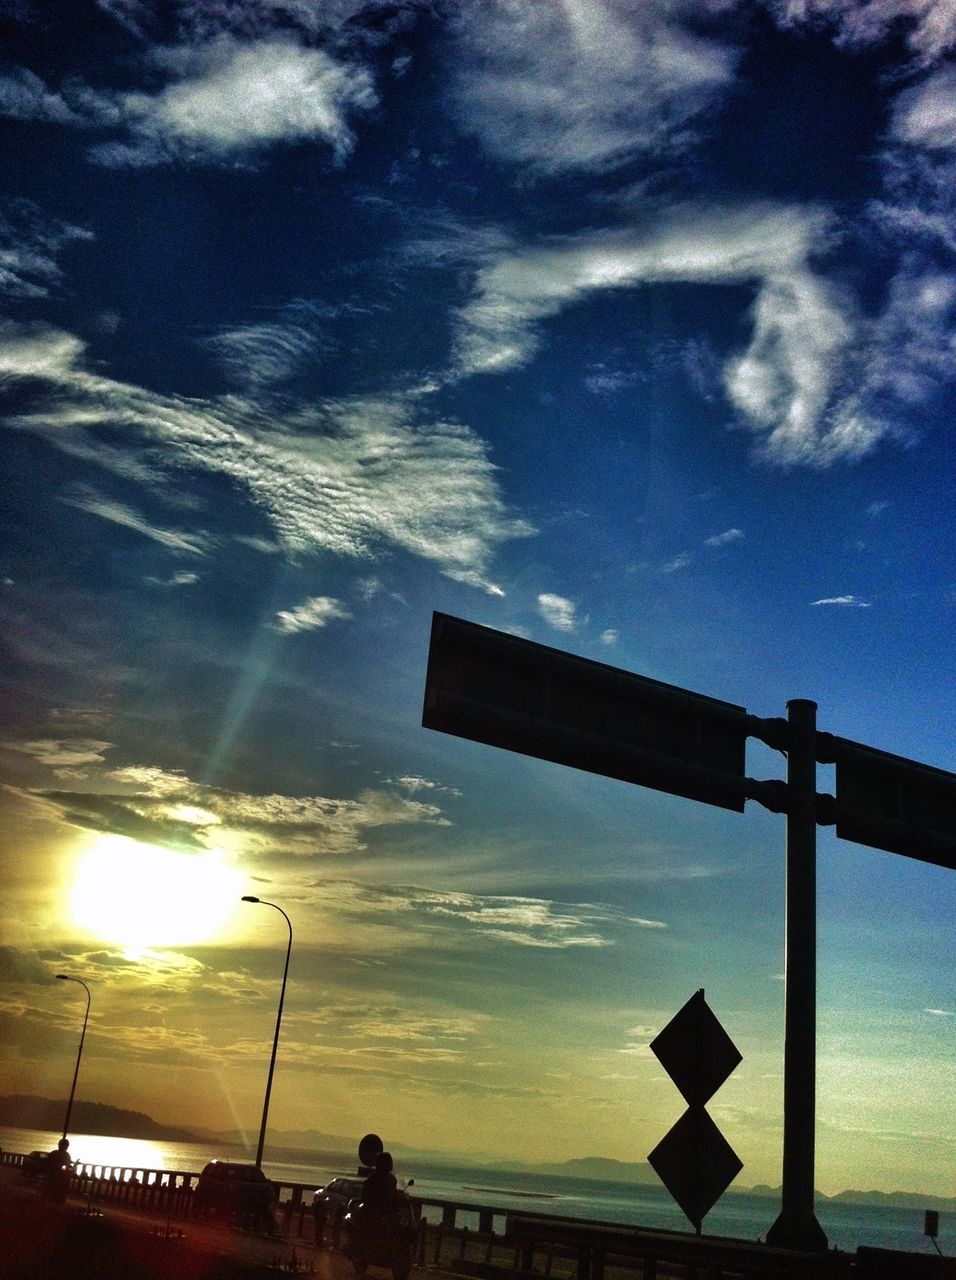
[0,1187,278,1280]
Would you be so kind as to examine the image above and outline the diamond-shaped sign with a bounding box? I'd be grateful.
[648,1106,743,1232]
[650,988,742,1107]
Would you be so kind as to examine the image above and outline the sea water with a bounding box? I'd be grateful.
[1,1126,949,1258]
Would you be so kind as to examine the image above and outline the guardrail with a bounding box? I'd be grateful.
[2,1149,951,1279]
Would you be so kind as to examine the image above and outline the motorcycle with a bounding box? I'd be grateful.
[342,1187,418,1280]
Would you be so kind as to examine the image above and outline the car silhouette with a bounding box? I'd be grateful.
[312,1175,366,1243]
[21,1150,48,1179]
[192,1160,277,1231]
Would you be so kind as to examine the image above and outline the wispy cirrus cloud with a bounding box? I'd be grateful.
[705,527,744,547]
[0,323,532,592]
[62,491,211,555]
[203,304,333,388]
[304,880,663,950]
[811,594,871,607]
[0,198,92,299]
[273,595,351,633]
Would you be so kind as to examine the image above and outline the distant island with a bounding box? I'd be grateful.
[1,1096,952,1211]
[0,1095,202,1144]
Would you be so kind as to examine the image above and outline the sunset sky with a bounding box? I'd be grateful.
[0,0,954,1200]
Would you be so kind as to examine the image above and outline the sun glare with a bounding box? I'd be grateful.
[70,835,243,951]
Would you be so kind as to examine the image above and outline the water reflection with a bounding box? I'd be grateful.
[67,1132,165,1174]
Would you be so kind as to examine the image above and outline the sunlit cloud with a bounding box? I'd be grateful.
[810,595,871,607]
[0,323,533,589]
[303,881,665,950]
[2,738,113,768]
[537,592,578,632]
[274,595,351,633]
[451,205,885,467]
[28,762,452,859]
[0,35,378,167]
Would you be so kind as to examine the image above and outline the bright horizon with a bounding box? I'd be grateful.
[1,0,953,1208]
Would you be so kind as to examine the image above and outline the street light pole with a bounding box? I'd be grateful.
[55,974,91,1142]
[241,896,292,1169]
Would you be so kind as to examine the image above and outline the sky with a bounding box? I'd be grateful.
[0,0,954,1203]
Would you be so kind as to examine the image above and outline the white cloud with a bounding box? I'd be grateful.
[274,595,351,633]
[204,305,331,388]
[2,739,113,768]
[39,763,452,857]
[662,552,693,574]
[890,65,956,149]
[810,595,871,607]
[0,323,533,590]
[0,35,378,167]
[62,492,211,555]
[452,204,877,467]
[600,628,619,646]
[704,528,744,547]
[770,0,956,65]
[0,66,81,123]
[537,592,578,632]
[0,199,93,299]
[449,0,739,174]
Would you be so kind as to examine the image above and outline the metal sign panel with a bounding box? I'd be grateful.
[830,737,956,870]
[650,989,743,1108]
[422,613,749,811]
[648,1106,743,1232]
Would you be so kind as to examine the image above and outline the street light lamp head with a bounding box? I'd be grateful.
[242,895,260,903]
[56,973,68,980]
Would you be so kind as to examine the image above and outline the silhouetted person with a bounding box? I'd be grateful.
[362,1150,397,1213]
[43,1138,72,1203]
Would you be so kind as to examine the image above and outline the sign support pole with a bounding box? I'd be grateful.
[767,700,827,1250]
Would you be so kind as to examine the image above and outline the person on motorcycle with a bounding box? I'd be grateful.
[42,1137,73,1203]
[362,1150,398,1212]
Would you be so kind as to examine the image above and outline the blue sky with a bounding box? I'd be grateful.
[0,0,954,1202]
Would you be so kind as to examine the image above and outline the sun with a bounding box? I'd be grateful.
[70,834,244,951]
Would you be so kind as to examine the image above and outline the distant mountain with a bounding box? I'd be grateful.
[0,1095,201,1143]
[823,1188,956,1210]
[2,1097,950,1210]
[528,1157,660,1185]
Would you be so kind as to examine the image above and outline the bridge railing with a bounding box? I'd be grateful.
[4,1150,949,1279]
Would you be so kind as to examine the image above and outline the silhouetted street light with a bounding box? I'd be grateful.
[55,974,91,1142]
[241,895,292,1169]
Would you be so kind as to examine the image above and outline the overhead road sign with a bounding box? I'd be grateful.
[819,735,956,870]
[422,611,955,1251]
[422,612,750,811]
